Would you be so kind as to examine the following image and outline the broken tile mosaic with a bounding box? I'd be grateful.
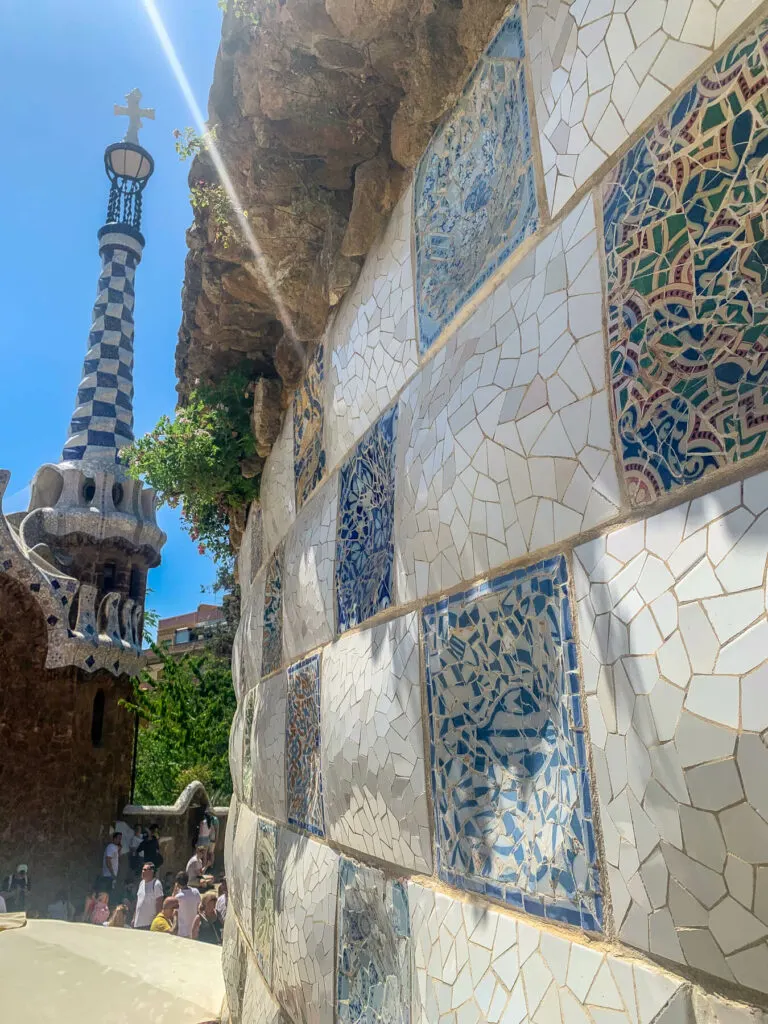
[337,858,411,1024]
[286,653,325,837]
[250,672,286,824]
[254,818,276,985]
[294,342,327,509]
[261,542,284,677]
[261,404,296,559]
[603,21,768,505]
[336,406,398,633]
[574,470,768,992]
[243,686,256,807]
[422,554,601,931]
[414,4,538,354]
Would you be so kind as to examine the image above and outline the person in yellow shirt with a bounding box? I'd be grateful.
[150,896,179,934]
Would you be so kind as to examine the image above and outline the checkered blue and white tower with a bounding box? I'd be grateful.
[18,91,166,666]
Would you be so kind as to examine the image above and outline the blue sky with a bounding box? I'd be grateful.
[0,0,223,619]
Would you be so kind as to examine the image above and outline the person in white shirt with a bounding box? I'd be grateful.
[215,877,227,924]
[100,833,122,889]
[173,871,201,939]
[132,862,164,930]
[185,847,205,888]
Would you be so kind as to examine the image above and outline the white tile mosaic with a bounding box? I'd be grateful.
[231,803,258,940]
[236,569,266,697]
[239,502,263,599]
[242,953,285,1024]
[527,0,763,214]
[283,475,337,663]
[327,186,419,472]
[273,830,338,1024]
[409,881,685,1024]
[222,911,247,1022]
[224,794,238,882]
[261,404,296,560]
[230,703,245,803]
[321,612,432,873]
[250,671,287,824]
[396,196,620,601]
[574,470,768,992]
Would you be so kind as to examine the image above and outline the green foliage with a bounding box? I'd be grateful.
[125,369,259,570]
[124,649,236,805]
[173,125,217,162]
[190,181,247,249]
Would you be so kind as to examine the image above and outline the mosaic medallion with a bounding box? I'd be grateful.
[422,555,601,930]
[603,21,768,505]
[414,4,538,354]
[335,406,398,633]
[286,654,325,837]
[337,858,410,1024]
[254,818,276,985]
[262,542,284,676]
[294,342,326,509]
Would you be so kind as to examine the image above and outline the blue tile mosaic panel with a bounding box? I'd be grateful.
[294,343,326,509]
[262,542,284,676]
[603,20,768,505]
[254,818,276,985]
[286,654,325,837]
[414,4,537,354]
[337,858,410,1024]
[422,555,601,931]
[335,406,397,634]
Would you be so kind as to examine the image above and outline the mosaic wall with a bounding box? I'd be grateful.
[227,6,768,1023]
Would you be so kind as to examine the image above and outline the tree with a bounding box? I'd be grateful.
[123,648,236,805]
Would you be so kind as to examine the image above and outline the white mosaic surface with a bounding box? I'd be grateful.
[230,703,246,803]
[237,569,266,696]
[396,196,620,601]
[232,803,258,940]
[574,471,768,993]
[409,881,686,1024]
[527,0,762,214]
[283,475,337,662]
[242,953,285,1024]
[326,186,418,473]
[260,404,296,560]
[273,830,338,1024]
[321,612,432,873]
[250,671,287,824]
[239,502,263,599]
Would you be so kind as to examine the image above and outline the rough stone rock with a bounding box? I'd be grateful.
[177,0,510,402]
[250,378,283,457]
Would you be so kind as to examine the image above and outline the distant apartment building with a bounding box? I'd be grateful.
[146,603,224,678]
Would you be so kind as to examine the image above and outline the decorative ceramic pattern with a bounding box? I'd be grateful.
[321,612,432,872]
[328,187,418,470]
[414,6,538,353]
[283,476,337,662]
[409,881,686,1024]
[224,794,238,884]
[397,197,620,602]
[231,804,258,938]
[286,654,325,837]
[262,542,284,677]
[250,672,286,823]
[222,912,248,1022]
[423,555,601,930]
[230,703,246,803]
[574,470,768,992]
[273,830,338,1024]
[337,858,411,1024]
[528,0,763,214]
[62,241,138,462]
[336,407,398,633]
[260,405,296,559]
[242,954,285,1024]
[603,24,768,505]
[237,570,265,697]
[243,687,256,807]
[239,503,263,596]
[254,818,276,985]
[294,343,327,509]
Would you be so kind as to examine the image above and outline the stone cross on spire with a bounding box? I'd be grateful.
[114,89,155,146]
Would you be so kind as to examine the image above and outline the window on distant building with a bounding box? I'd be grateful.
[174,628,192,644]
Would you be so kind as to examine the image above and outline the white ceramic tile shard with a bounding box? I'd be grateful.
[527,0,762,214]
[327,186,418,472]
[231,803,258,940]
[273,830,338,1024]
[239,501,263,600]
[236,569,266,697]
[395,196,620,601]
[260,404,296,559]
[250,671,287,824]
[282,475,337,662]
[230,703,246,803]
[574,470,768,992]
[321,612,432,872]
[409,881,686,1024]
[242,953,285,1024]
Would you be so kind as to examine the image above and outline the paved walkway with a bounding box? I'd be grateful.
[0,918,223,1023]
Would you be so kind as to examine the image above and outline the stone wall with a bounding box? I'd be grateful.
[0,577,134,909]
[224,2,768,1021]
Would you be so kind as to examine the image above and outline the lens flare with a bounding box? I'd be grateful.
[140,0,297,341]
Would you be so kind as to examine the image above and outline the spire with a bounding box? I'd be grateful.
[61,93,155,467]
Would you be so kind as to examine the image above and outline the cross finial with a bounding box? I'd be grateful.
[114,89,155,146]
